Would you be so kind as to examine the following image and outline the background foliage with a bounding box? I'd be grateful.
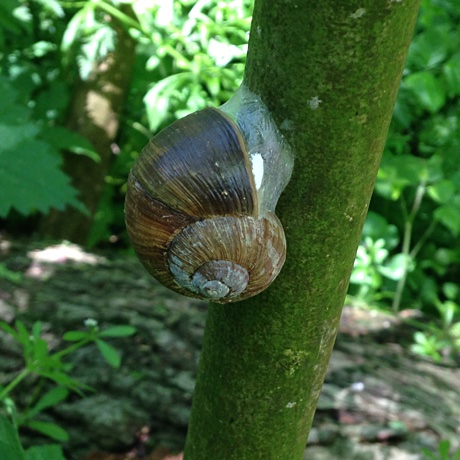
[0,0,459,358]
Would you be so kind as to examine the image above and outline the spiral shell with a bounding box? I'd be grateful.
[125,86,293,303]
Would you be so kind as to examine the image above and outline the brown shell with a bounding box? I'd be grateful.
[167,214,286,302]
[131,108,258,217]
[125,107,287,303]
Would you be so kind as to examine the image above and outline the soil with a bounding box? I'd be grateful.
[0,236,459,460]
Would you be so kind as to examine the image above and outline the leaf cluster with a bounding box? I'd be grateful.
[422,439,460,460]
[0,318,136,457]
[0,0,99,218]
[348,0,460,362]
[0,0,251,244]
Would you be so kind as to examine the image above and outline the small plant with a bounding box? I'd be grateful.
[411,330,446,362]
[0,319,136,459]
[422,439,460,460]
[349,236,395,304]
[410,297,460,362]
[347,212,401,306]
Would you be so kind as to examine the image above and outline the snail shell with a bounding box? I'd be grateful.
[125,86,293,303]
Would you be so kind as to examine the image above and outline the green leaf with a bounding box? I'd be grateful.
[31,322,42,340]
[0,139,85,217]
[442,53,460,97]
[24,420,69,442]
[378,254,412,281]
[420,448,437,460]
[0,78,29,123]
[144,73,193,131]
[425,154,444,183]
[96,340,121,368]
[61,7,86,55]
[28,387,69,419]
[408,28,449,69]
[208,39,244,67]
[40,370,84,392]
[0,1,26,35]
[0,414,25,460]
[33,81,70,121]
[0,123,40,151]
[26,41,57,58]
[427,180,455,204]
[404,71,446,113]
[32,338,49,363]
[79,25,117,80]
[0,321,20,341]
[434,195,460,236]
[15,321,30,345]
[349,266,375,286]
[438,439,451,457]
[440,301,457,328]
[206,76,221,97]
[33,0,64,17]
[0,263,23,283]
[13,5,32,23]
[99,325,136,338]
[25,444,66,460]
[62,331,89,342]
[40,126,100,162]
[442,282,459,300]
[362,212,399,250]
[376,154,424,200]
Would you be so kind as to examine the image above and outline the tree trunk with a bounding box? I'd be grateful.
[40,6,136,244]
[184,1,420,459]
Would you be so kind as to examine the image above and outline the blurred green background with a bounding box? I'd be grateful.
[1,0,460,361]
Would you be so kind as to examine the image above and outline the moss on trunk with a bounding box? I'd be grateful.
[184,1,420,459]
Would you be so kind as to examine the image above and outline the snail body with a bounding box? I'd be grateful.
[125,86,293,303]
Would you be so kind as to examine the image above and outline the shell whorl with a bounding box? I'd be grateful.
[125,86,292,303]
[191,261,249,300]
[165,215,286,302]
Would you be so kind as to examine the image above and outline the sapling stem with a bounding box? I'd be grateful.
[0,369,30,401]
[52,339,92,360]
[392,182,426,312]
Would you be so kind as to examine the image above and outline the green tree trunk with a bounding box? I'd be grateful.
[184,1,420,459]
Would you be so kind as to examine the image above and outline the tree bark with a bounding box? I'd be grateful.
[40,6,136,244]
[184,1,420,459]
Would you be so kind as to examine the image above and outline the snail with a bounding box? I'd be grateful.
[125,85,293,303]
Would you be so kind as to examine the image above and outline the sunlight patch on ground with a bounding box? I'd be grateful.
[26,243,106,279]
